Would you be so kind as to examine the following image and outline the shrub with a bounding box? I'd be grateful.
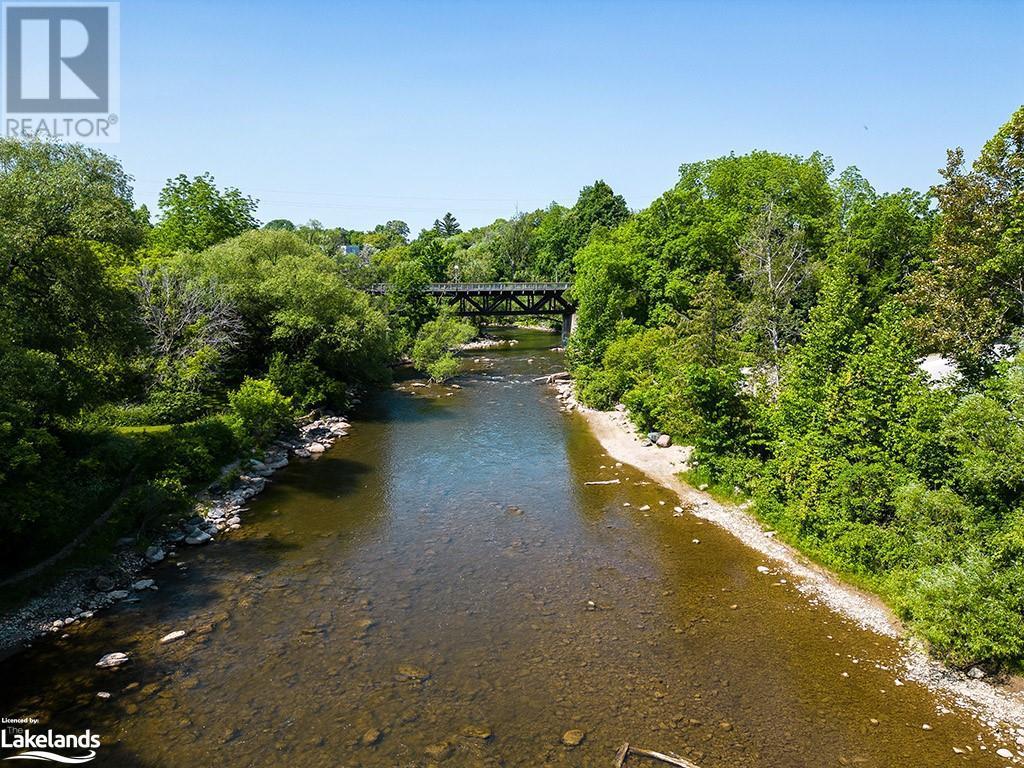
[226,378,294,446]
[898,554,1024,667]
[411,313,475,382]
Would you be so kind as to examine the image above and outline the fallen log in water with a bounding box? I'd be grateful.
[584,479,621,485]
[616,744,702,768]
[614,742,630,767]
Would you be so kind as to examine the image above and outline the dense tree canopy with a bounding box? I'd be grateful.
[568,107,1024,667]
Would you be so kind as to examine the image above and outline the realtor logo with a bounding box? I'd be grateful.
[2,2,119,141]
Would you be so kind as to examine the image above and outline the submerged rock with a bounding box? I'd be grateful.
[462,724,493,740]
[159,630,187,644]
[96,652,129,668]
[361,728,382,746]
[396,664,431,681]
[425,741,453,759]
[561,729,586,747]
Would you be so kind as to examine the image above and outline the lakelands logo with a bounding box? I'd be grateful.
[1,725,100,763]
[2,1,120,141]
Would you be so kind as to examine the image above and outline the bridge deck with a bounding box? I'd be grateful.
[369,282,570,296]
[368,281,574,321]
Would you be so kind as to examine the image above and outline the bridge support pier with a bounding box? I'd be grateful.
[560,312,576,346]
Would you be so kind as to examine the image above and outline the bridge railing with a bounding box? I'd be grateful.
[368,282,571,294]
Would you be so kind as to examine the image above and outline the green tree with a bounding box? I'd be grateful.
[681,271,739,367]
[263,219,296,231]
[0,139,145,538]
[411,311,475,382]
[433,212,462,237]
[909,106,1024,373]
[151,172,258,252]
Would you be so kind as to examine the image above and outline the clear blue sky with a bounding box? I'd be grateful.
[117,0,1022,232]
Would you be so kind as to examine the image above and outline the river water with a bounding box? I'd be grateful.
[0,330,1009,766]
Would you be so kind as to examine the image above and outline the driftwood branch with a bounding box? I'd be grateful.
[584,479,620,486]
[617,744,702,768]
[632,748,700,767]
[614,742,630,768]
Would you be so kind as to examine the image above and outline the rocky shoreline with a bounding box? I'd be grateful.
[549,378,1024,752]
[0,413,352,660]
[459,335,519,351]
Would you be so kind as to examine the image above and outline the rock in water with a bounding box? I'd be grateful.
[561,729,586,747]
[159,630,187,644]
[361,728,382,746]
[96,652,129,668]
[185,531,212,545]
[132,579,155,591]
[462,725,493,740]
[144,546,165,563]
[425,741,453,760]
[396,664,431,681]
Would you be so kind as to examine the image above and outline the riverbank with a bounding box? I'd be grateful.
[557,380,1024,741]
[0,413,352,660]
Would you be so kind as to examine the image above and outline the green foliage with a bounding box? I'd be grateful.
[263,219,296,231]
[433,212,462,236]
[909,106,1024,375]
[174,229,393,407]
[0,139,145,557]
[411,312,476,382]
[898,555,1024,667]
[569,110,1024,666]
[151,172,259,253]
[226,378,294,446]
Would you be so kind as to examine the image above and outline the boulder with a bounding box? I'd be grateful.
[144,546,165,564]
[95,575,114,592]
[185,531,212,545]
[656,434,672,448]
[132,579,155,591]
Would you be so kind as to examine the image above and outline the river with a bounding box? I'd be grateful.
[0,329,1008,766]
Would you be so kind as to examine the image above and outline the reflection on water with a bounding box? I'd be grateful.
[0,330,1002,766]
